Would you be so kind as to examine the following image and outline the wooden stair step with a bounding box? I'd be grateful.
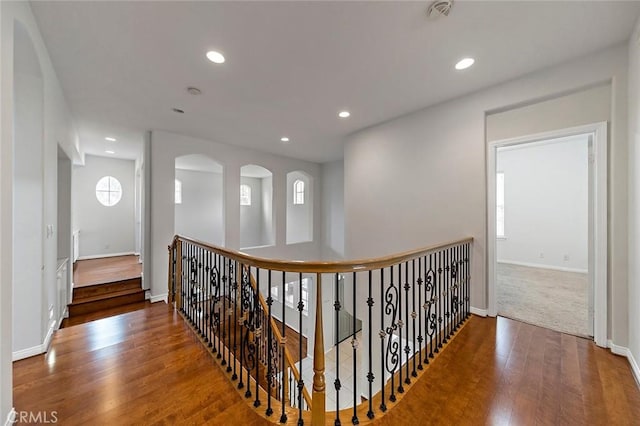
[73,277,141,300]
[69,288,145,317]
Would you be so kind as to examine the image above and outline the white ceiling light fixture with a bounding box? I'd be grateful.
[455,57,475,70]
[338,111,351,118]
[280,137,290,143]
[105,150,115,154]
[105,137,116,142]
[206,50,225,64]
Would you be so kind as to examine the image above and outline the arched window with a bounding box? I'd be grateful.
[240,184,252,206]
[175,179,182,204]
[293,179,305,205]
[95,176,122,207]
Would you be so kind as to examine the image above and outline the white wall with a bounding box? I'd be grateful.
[321,160,344,260]
[628,16,640,379]
[344,45,628,347]
[12,20,45,355]
[150,130,322,302]
[175,168,224,246]
[240,176,266,248]
[73,154,136,258]
[496,136,589,272]
[286,171,313,245]
[1,1,80,419]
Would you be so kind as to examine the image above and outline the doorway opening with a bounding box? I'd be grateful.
[487,122,607,347]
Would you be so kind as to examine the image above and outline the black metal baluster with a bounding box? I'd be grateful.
[436,250,442,352]
[188,244,193,324]
[455,245,461,330]
[200,247,204,338]
[428,253,436,360]
[215,253,219,350]
[379,268,386,412]
[217,254,224,359]
[255,267,261,408]
[388,265,397,403]
[232,260,238,381]
[266,270,274,416]
[417,256,423,371]
[366,270,374,419]
[238,263,245,391]
[351,272,359,425]
[334,273,341,426]
[280,271,287,424]
[403,262,410,385]
[397,264,404,394]
[244,266,253,400]
[443,248,449,343]
[227,257,233,371]
[221,255,228,363]
[185,243,189,320]
[214,252,219,349]
[411,259,417,378]
[297,273,303,426]
[206,251,211,349]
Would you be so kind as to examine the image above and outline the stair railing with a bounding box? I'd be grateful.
[168,235,473,425]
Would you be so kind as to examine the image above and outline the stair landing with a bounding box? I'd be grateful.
[68,255,145,322]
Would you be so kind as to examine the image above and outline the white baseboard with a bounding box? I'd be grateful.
[77,251,136,261]
[13,344,44,361]
[5,408,16,426]
[607,340,640,388]
[497,259,588,274]
[150,293,168,303]
[13,325,57,361]
[43,323,55,353]
[470,306,488,317]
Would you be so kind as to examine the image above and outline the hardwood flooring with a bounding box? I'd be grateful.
[74,255,142,287]
[13,303,640,425]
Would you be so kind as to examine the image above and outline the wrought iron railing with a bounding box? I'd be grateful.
[168,235,472,425]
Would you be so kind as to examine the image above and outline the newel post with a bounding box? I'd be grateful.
[175,240,182,310]
[312,272,326,425]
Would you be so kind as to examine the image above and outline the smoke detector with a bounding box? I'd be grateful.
[427,0,453,19]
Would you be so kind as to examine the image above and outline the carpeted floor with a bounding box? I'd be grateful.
[496,262,590,337]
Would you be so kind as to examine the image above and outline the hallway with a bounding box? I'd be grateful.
[13,303,640,425]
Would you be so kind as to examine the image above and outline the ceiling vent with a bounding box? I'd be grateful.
[427,0,453,19]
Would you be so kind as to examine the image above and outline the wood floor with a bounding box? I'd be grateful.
[14,303,640,425]
[74,255,142,287]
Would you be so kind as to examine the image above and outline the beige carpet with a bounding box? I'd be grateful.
[496,263,590,337]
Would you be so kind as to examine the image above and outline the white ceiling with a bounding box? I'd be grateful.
[31,1,640,163]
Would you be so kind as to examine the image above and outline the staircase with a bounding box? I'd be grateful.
[69,277,145,316]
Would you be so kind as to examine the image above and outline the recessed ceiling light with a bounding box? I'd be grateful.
[172,108,185,114]
[105,137,116,142]
[187,87,202,95]
[105,150,115,154]
[280,137,290,143]
[206,50,225,64]
[455,57,475,70]
[338,111,351,118]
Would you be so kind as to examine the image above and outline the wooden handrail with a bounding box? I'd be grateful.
[170,235,473,273]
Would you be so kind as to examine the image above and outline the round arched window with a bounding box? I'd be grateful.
[95,176,122,207]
